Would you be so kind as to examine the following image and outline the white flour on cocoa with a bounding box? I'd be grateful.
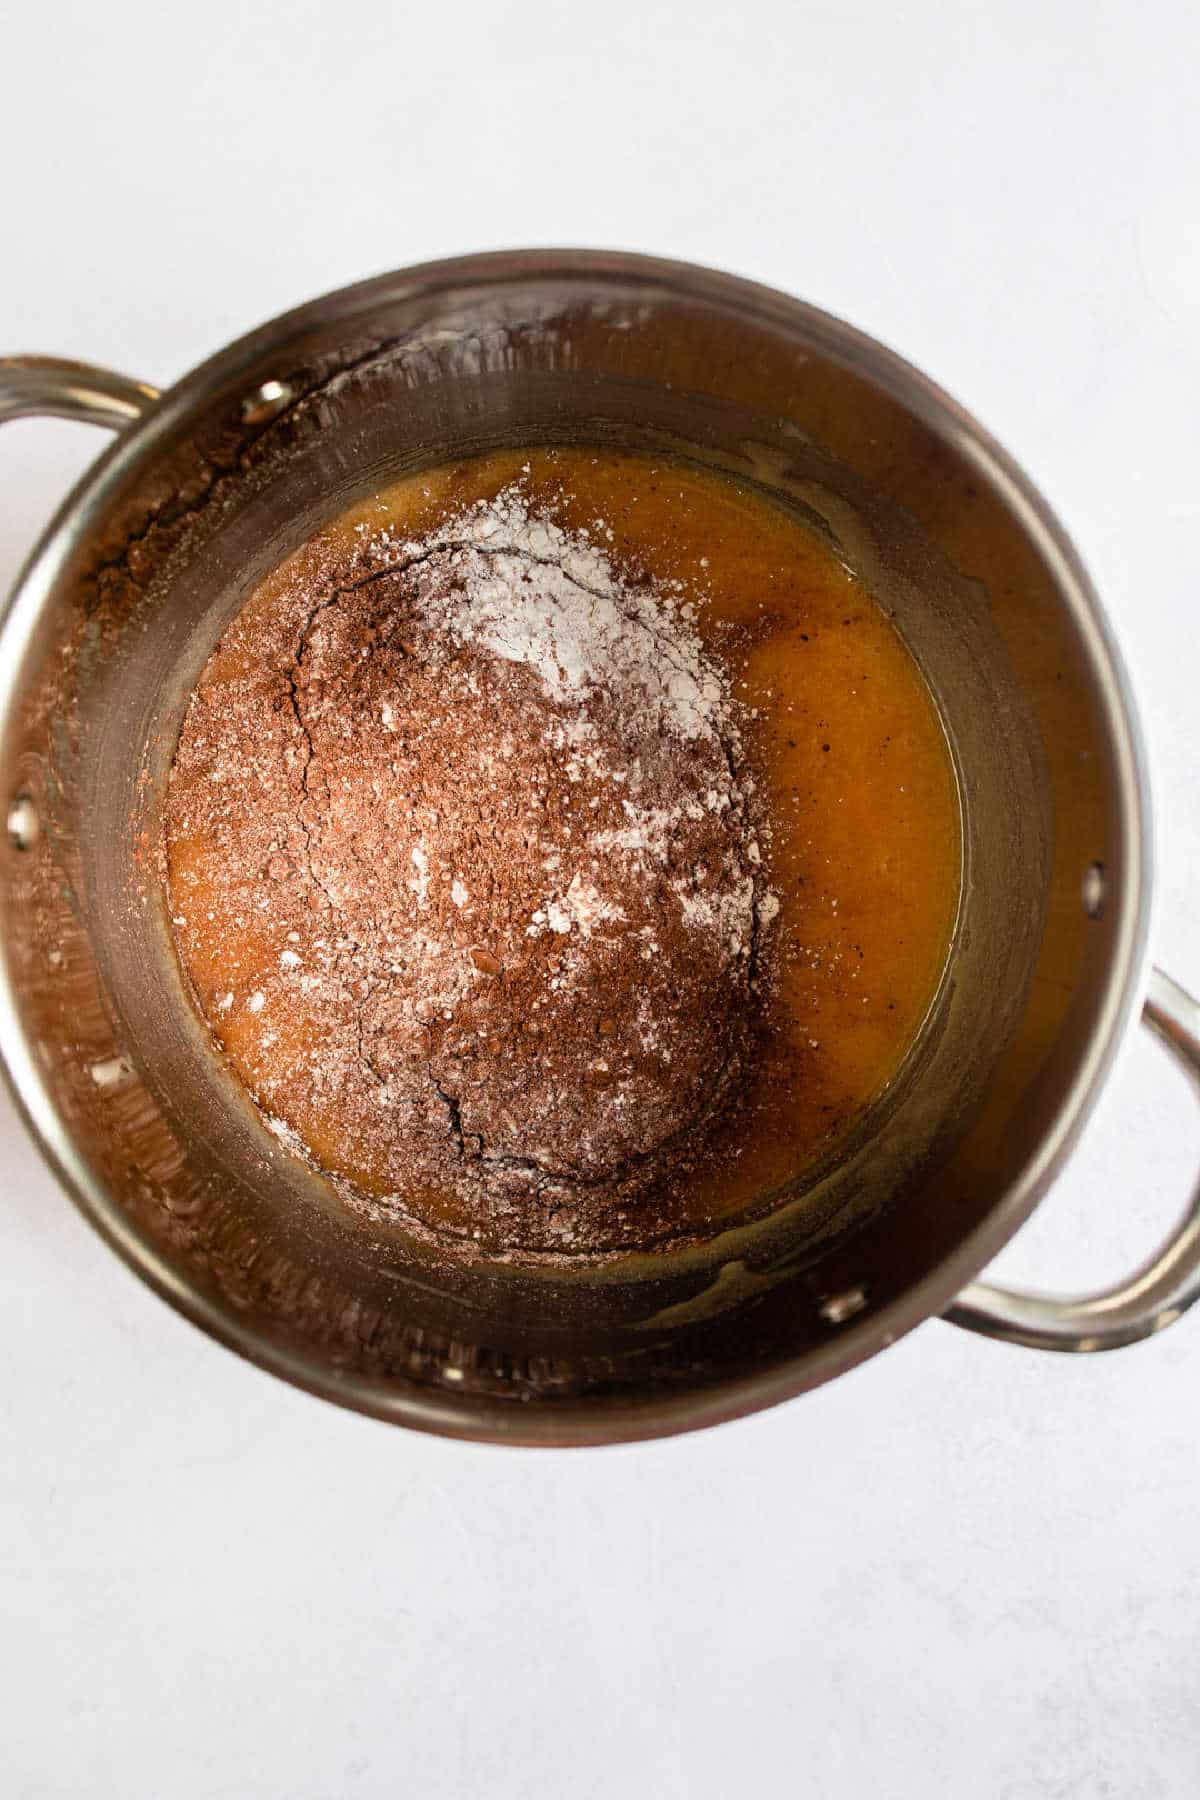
[166,482,779,1256]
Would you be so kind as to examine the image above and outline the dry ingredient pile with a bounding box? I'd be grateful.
[166,480,778,1255]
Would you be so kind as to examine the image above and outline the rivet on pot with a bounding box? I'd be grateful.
[820,1286,867,1325]
[7,794,40,851]
[241,378,294,425]
[1082,861,1107,919]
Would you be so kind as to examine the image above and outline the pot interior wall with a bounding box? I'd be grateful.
[0,264,1131,1438]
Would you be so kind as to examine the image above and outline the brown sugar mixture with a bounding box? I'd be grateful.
[164,450,960,1260]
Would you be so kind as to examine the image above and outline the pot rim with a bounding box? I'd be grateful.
[0,249,1153,1444]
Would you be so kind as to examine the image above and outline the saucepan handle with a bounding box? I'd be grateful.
[0,355,159,431]
[944,966,1200,1351]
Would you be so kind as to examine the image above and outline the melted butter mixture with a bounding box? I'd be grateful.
[167,447,961,1252]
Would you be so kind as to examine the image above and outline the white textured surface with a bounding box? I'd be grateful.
[2,3,1199,1794]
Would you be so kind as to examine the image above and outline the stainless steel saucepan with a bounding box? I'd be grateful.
[2,251,1197,1444]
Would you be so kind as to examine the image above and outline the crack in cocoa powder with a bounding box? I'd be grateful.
[433,1080,471,1160]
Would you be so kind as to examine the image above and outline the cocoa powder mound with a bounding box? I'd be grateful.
[166,486,778,1256]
